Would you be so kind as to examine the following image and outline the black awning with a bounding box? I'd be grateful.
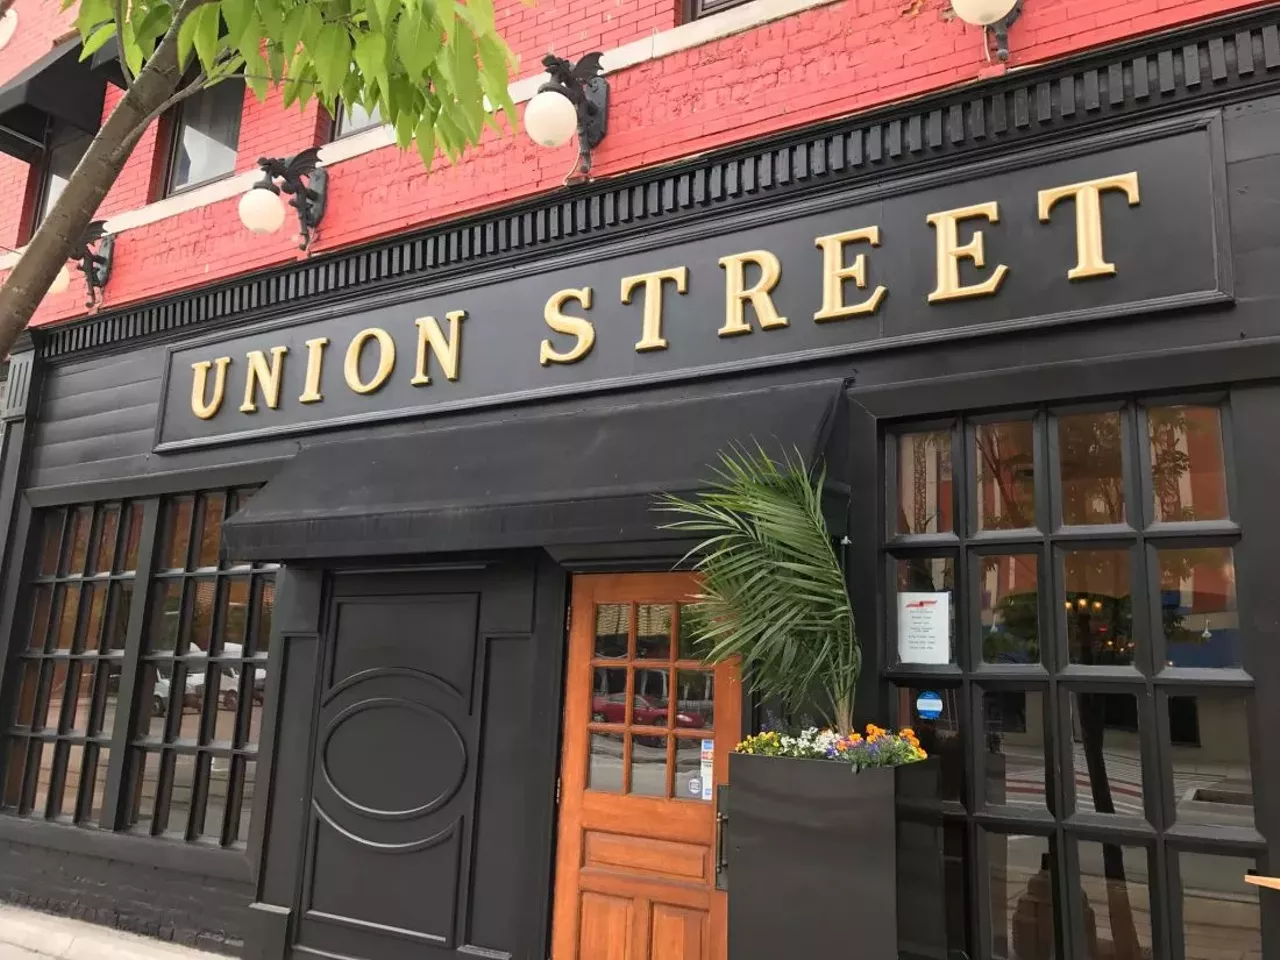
[0,38,105,162]
[221,379,849,561]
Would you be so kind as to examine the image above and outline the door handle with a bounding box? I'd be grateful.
[714,783,729,892]
[1245,873,1280,891]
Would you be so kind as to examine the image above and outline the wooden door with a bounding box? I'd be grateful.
[552,573,741,960]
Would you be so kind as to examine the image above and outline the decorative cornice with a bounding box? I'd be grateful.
[33,8,1280,362]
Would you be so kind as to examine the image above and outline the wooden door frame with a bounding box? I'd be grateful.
[550,571,740,960]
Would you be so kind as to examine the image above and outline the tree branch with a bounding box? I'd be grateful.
[108,69,208,165]
[114,0,136,87]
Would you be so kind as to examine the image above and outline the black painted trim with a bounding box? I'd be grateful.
[31,8,1280,364]
[0,813,254,882]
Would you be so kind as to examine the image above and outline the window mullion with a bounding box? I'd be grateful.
[101,498,160,830]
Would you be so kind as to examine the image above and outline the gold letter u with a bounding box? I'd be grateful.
[191,357,231,420]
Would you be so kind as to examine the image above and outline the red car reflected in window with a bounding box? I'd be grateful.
[590,694,705,728]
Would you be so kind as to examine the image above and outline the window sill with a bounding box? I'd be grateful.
[0,813,254,882]
[164,167,240,201]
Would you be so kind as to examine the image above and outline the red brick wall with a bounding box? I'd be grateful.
[0,0,1271,325]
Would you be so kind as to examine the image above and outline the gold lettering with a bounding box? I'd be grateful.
[190,357,230,420]
[412,311,466,385]
[344,328,396,394]
[926,201,1009,303]
[299,337,329,404]
[813,227,887,322]
[1038,172,1141,280]
[621,267,689,352]
[540,288,596,366]
[718,250,787,336]
[239,346,288,413]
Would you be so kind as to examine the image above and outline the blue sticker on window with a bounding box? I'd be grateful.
[916,691,944,720]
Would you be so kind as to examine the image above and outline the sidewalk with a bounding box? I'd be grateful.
[0,905,226,960]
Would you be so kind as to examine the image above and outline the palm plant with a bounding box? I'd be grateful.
[656,445,860,736]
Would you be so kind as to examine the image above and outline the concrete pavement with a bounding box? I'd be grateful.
[0,905,225,960]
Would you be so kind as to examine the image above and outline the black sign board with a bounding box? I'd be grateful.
[157,115,1230,451]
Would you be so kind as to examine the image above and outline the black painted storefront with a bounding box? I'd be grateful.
[0,11,1278,959]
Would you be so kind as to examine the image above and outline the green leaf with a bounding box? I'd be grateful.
[414,113,436,168]
[353,32,391,108]
[282,4,307,56]
[119,21,145,77]
[449,29,481,108]
[282,55,316,108]
[476,33,514,115]
[75,0,113,34]
[312,23,352,101]
[220,0,255,49]
[190,2,223,73]
[394,107,415,149]
[176,7,202,69]
[370,0,398,32]
[257,0,285,37]
[298,3,323,47]
[466,0,495,33]
[394,10,441,79]
[80,22,117,58]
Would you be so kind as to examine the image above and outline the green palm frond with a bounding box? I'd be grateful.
[656,443,860,735]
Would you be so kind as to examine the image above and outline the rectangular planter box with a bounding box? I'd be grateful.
[725,753,944,960]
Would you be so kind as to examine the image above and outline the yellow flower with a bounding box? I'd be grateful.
[899,727,915,738]
[918,749,928,759]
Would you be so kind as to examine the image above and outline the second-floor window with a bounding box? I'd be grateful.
[332,100,383,139]
[33,127,92,231]
[166,80,245,195]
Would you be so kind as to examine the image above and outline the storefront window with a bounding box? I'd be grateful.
[1,488,274,850]
[885,398,1260,960]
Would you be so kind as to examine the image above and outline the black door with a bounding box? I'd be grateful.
[284,559,564,960]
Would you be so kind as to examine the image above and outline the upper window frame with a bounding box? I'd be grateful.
[162,79,246,198]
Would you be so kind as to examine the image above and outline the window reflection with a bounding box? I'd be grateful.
[1148,406,1228,523]
[982,690,1046,812]
[169,81,243,193]
[37,129,92,226]
[1070,691,1145,818]
[1063,550,1133,666]
[1075,841,1154,960]
[980,554,1039,665]
[1058,411,1126,525]
[1179,853,1261,960]
[1167,694,1253,831]
[975,421,1036,531]
[1159,547,1238,669]
[987,833,1055,960]
[897,431,953,535]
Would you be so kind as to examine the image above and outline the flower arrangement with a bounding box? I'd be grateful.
[736,725,927,771]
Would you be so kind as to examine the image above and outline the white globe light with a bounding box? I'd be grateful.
[951,0,1019,26]
[49,264,71,295]
[0,10,17,51]
[524,89,578,148]
[238,186,286,235]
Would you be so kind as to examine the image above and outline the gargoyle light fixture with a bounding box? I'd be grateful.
[952,0,1024,62]
[524,52,609,184]
[69,220,114,309]
[239,147,328,251]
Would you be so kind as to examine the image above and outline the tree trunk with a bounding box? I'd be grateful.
[0,13,193,359]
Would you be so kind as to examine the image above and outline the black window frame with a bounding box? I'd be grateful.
[0,487,276,859]
[28,123,93,238]
[330,98,385,140]
[163,79,246,197]
[883,392,1263,960]
[684,0,754,21]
